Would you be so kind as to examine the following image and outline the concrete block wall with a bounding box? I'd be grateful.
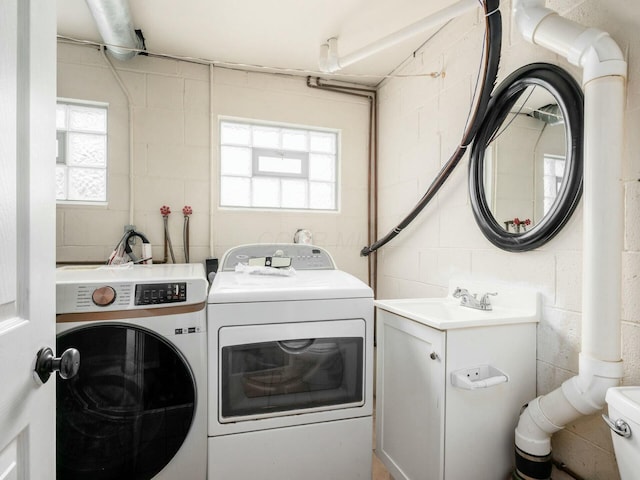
[56,43,370,281]
[375,1,640,478]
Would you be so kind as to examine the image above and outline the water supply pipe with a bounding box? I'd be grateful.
[183,205,192,263]
[511,1,627,478]
[318,0,479,73]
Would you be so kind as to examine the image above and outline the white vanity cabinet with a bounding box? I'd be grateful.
[375,291,538,480]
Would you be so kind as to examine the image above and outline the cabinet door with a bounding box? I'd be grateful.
[376,310,445,480]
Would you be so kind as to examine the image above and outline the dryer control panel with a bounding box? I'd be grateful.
[221,244,336,271]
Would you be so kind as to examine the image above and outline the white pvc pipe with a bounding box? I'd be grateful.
[319,0,478,73]
[582,75,625,361]
[101,47,136,226]
[209,63,215,258]
[86,0,143,61]
[512,0,627,467]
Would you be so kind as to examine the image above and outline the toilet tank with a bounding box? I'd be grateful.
[605,387,640,480]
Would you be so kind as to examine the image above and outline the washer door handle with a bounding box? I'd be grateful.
[34,347,80,384]
[602,414,632,438]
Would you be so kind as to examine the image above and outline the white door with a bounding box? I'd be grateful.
[0,0,57,478]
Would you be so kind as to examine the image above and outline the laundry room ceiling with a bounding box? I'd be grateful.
[57,0,462,85]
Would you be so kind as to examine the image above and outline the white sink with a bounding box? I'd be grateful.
[374,282,539,329]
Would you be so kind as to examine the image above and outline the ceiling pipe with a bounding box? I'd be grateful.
[85,0,145,61]
[319,0,479,73]
[511,1,627,479]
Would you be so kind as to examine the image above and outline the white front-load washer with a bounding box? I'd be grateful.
[207,244,374,480]
[55,264,207,480]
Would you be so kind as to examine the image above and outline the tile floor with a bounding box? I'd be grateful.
[372,451,392,480]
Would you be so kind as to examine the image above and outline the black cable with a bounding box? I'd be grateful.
[123,230,150,263]
[360,0,502,256]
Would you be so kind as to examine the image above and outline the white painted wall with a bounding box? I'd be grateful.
[375,1,639,479]
[56,43,370,281]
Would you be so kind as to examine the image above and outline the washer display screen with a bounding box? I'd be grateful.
[56,325,195,480]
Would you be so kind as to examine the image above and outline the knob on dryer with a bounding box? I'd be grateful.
[92,286,116,306]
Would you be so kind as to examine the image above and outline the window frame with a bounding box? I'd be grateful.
[219,118,340,212]
[252,148,309,179]
[56,98,109,205]
[542,153,566,216]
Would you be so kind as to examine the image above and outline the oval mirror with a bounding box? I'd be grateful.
[469,63,584,252]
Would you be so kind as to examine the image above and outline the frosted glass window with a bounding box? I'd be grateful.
[56,165,67,199]
[219,120,338,211]
[221,123,250,146]
[309,182,335,210]
[220,177,251,206]
[221,146,252,176]
[56,105,67,129]
[282,130,307,151]
[252,177,280,207]
[68,133,107,167]
[57,100,108,203]
[309,154,335,181]
[68,167,107,202]
[253,126,280,148]
[310,132,336,154]
[282,179,308,208]
[69,105,107,133]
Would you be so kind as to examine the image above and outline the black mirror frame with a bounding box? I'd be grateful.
[469,62,584,252]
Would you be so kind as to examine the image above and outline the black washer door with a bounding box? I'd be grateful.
[56,324,196,480]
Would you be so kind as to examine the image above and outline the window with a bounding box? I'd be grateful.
[543,154,565,215]
[219,120,338,210]
[56,100,108,203]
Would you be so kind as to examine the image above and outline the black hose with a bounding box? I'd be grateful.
[360,0,502,256]
[123,230,150,263]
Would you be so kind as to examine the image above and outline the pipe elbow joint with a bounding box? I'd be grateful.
[513,4,555,44]
[573,30,627,83]
[515,396,562,457]
[318,38,341,73]
[561,354,623,415]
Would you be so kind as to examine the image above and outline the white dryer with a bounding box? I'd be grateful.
[55,264,207,480]
[207,244,374,480]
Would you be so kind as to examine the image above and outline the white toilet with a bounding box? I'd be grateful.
[604,387,640,479]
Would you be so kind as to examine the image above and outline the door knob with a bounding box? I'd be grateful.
[34,347,80,384]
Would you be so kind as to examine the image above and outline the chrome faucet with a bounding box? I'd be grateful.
[453,287,497,311]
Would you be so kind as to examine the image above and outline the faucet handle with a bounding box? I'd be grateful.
[453,287,471,298]
[480,292,497,307]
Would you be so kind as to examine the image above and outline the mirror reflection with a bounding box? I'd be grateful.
[482,85,566,233]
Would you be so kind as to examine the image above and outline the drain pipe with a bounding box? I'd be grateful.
[512,1,627,479]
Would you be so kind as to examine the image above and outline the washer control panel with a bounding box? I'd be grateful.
[56,264,208,314]
[135,282,187,305]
